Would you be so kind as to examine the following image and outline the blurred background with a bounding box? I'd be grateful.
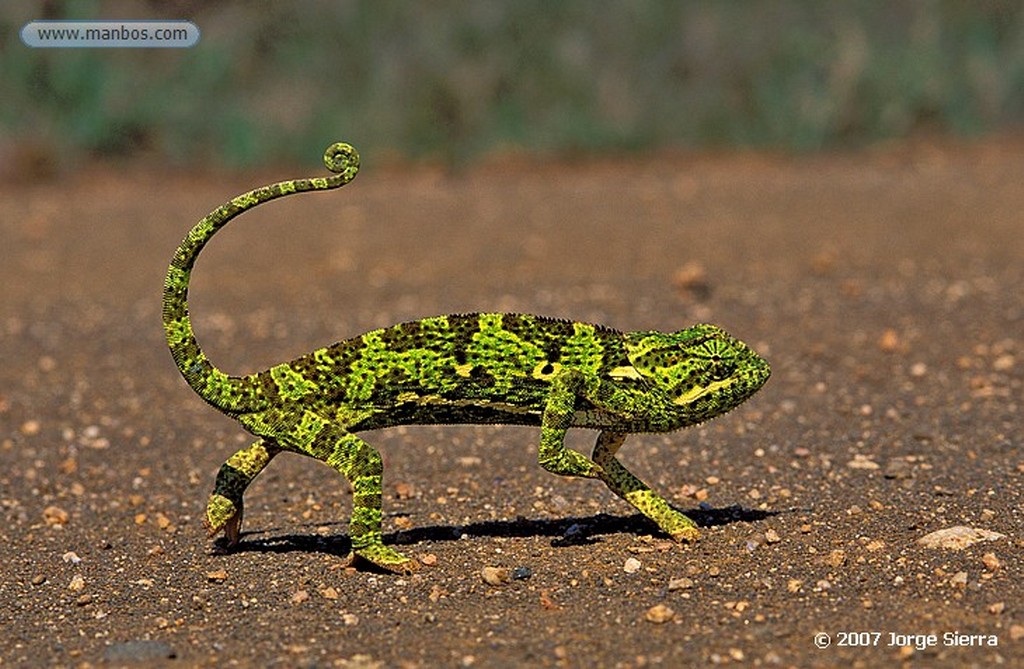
[2,0,1024,171]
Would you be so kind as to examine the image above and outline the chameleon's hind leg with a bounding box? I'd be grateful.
[207,439,280,546]
[309,425,418,574]
[537,370,604,479]
[592,431,700,542]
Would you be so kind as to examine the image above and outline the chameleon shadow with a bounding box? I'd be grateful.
[215,504,781,559]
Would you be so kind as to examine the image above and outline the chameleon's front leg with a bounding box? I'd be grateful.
[207,439,280,546]
[318,428,419,574]
[592,431,700,542]
[537,370,603,479]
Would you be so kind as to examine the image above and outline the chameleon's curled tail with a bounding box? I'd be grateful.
[162,142,360,413]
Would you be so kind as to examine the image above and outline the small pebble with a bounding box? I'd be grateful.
[20,420,41,436]
[623,557,642,574]
[511,566,533,580]
[878,329,901,352]
[846,455,879,470]
[554,523,590,547]
[43,506,69,526]
[918,526,1006,550]
[981,553,1001,571]
[992,354,1014,371]
[745,534,766,552]
[206,569,228,583]
[883,459,913,479]
[644,604,675,624]
[809,249,838,274]
[68,574,85,592]
[672,262,710,300]
[668,577,694,591]
[481,566,510,586]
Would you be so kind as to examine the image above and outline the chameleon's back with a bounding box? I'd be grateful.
[265,312,630,431]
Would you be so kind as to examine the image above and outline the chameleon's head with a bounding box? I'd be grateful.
[625,324,770,423]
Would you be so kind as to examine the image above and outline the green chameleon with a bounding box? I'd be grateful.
[162,142,770,573]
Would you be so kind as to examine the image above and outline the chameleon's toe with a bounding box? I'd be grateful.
[205,493,243,546]
[665,513,701,543]
[349,544,421,574]
[223,506,244,546]
[670,525,701,543]
[539,449,603,479]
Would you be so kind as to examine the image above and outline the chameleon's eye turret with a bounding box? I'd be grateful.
[708,358,736,382]
[626,324,770,421]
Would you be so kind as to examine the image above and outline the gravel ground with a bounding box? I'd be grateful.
[1,137,1021,668]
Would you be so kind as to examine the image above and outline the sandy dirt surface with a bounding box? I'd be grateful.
[1,138,1021,668]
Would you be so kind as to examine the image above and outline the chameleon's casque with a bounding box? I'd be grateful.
[163,142,770,573]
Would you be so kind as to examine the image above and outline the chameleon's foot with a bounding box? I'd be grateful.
[670,524,701,543]
[348,544,421,574]
[539,448,603,479]
[662,511,701,543]
[205,493,243,547]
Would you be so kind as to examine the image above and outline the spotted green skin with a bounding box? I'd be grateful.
[162,142,771,573]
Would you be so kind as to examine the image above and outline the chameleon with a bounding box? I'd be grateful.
[162,141,771,574]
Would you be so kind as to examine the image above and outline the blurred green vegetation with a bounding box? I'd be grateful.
[2,0,1024,167]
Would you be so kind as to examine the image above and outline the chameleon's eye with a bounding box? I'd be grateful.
[710,362,735,382]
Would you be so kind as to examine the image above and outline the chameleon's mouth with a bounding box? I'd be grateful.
[672,379,734,405]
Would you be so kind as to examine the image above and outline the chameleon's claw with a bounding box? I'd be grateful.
[347,545,421,574]
[223,506,243,547]
[205,493,243,546]
[664,512,701,543]
[670,525,701,543]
